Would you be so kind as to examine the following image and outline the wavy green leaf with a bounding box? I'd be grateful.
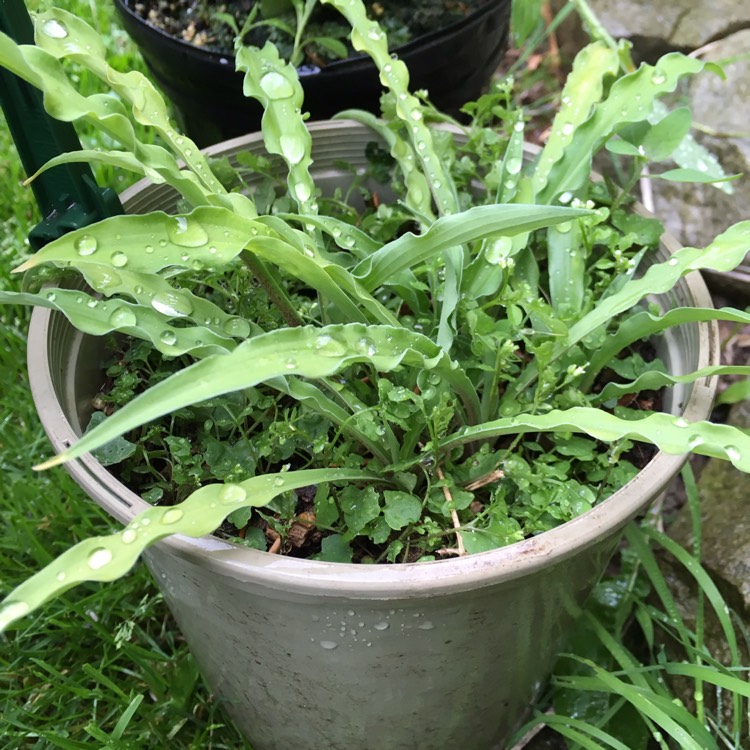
[439,407,750,473]
[38,323,479,469]
[0,288,234,357]
[537,52,723,203]
[352,204,591,290]
[0,468,379,632]
[594,365,750,404]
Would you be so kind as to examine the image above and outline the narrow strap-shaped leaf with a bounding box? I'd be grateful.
[73,262,250,340]
[352,204,591,290]
[14,207,264,275]
[0,468,379,632]
[37,323,479,469]
[537,52,723,204]
[584,305,750,389]
[555,658,717,750]
[438,407,750,473]
[548,219,585,319]
[532,41,619,197]
[235,42,316,215]
[638,526,741,668]
[663,663,750,697]
[0,288,234,357]
[594,365,750,404]
[278,212,383,258]
[509,221,750,400]
[34,9,226,196]
[335,109,434,220]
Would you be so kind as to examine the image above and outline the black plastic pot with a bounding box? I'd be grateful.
[114,0,511,147]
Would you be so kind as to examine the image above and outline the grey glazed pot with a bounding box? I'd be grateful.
[28,121,719,750]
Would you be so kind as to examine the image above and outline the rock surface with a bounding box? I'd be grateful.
[586,0,750,52]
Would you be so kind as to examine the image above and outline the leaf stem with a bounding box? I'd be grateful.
[239,250,303,327]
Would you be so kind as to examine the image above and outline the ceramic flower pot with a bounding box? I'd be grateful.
[113,0,511,147]
[27,121,719,750]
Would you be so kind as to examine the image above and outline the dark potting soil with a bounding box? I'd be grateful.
[128,0,492,63]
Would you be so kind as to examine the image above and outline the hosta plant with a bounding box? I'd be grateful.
[1,0,750,632]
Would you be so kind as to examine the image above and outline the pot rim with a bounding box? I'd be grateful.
[113,0,507,72]
[27,122,720,600]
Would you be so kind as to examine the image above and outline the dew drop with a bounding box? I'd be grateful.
[166,216,209,247]
[319,640,338,650]
[42,18,68,38]
[87,547,113,570]
[505,157,522,175]
[651,68,667,85]
[514,120,525,132]
[111,252,128,268]
[56,572,67,582]
[280,135,305,164]
[672,417,689,428]
[667,258,678,266]
[260,71,295,99]
[159,330,178,346]
[556,221,573,234]
[75,234,98,256]
[373,621,390,631]
[417,620,435,630]
[223,317,251,338]
[561,121,574,136]
[355,337,377,357]
[219,483,247,505]
[286,357,297,370]
[688,434,704,449]
[725,445,741,462]
[108,308,137,328]
[314,334,348,357]
[121,528,137,544]
[273,477,286,488]
[410,110,422,121]
[151,290,193,318]
[162,508,184,524]
[295,183,312,203]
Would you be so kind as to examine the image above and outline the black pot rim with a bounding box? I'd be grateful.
[114,0,501,72]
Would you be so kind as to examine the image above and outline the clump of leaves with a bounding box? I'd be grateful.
[1,0,750,629]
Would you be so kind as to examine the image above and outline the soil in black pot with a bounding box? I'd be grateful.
[130,0,492,64]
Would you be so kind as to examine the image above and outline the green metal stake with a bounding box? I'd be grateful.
[0,0,123,249]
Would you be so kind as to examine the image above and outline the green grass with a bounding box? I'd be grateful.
[0,1,747,748]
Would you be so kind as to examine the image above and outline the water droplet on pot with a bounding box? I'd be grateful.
[159,330,177,346]
[319,640,338,650]
[42,18,68,38]
[373,621,389,631]
[111,252,128,268]
[151,290,193,318]
[417,620,435,630]
[260,71,295,99]
[219,483,247,505]
[279,135,305,164]
[161,508,183,525]
[108,308,137,328]
[75,234,98,256]
[166,216,209,247]
[87,547,113,570]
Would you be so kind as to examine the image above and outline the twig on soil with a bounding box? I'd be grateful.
[437,466,466,555]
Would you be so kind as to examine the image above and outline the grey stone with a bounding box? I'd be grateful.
[586,0,750,51]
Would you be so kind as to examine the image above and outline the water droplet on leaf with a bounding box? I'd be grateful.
[42,18,68,38]
[75,234,98,256]
[166,216,209,247]
[111,252,128,268]
[161,508,184,524]
[87,547,113,570]
[151,290,193,318]
[219,483,247,505]
[159,330,178,346]
[108,308,137,328]
[260,71,295,99]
